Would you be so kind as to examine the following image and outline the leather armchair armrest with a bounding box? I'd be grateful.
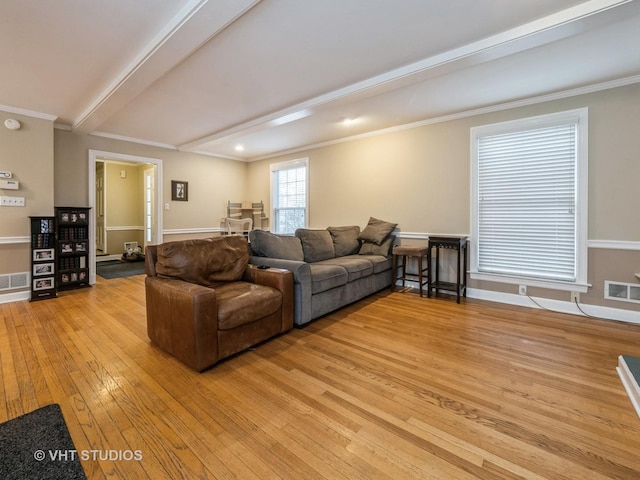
[243,264,294,332]
[145,276,219,371]
[145,245,158,277]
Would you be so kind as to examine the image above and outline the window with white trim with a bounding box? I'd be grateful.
[270,158,308,234]
[470,108,588,291]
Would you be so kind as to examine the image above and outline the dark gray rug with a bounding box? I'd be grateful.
[0,404,86,479]
[96,260,146,279]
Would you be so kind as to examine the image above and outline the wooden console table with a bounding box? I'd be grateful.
[428,236,467,303]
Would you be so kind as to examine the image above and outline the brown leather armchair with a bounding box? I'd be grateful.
[144,236,293,371]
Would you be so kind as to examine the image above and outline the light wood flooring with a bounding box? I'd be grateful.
[1,274,640,479]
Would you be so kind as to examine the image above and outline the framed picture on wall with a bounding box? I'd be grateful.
[171,180,188,201]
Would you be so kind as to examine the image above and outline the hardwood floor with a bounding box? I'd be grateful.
[1,275,640,479]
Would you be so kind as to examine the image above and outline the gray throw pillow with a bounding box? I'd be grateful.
[358,217,397,245]
[295,229,335,263]
[328,226,361,257]
[359,235,395,256]
[248,230,304,261]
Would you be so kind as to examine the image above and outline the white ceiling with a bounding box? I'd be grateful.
[2,0,640,161]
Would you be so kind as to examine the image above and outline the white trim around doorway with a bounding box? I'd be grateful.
[88,150,163,285]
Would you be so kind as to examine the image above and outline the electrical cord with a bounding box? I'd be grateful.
[526,294,601,319]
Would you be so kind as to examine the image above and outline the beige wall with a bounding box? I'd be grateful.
[54,130,248,234]
[247,82,640,312]
[0,112,54,282]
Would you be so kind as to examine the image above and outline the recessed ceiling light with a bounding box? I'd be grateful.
[235,145,244,152]
[341,117,356,126]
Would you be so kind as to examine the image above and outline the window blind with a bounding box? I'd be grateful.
[477,123,577,282]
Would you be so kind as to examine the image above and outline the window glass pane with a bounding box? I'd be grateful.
[273,163,306,234]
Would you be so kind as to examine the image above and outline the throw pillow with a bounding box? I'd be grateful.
[156,236,248,286]
[295,229,335,263]
[328,226,361,257]
[358,217,397,245]
[359,235,395,256]
[248,230,304,261]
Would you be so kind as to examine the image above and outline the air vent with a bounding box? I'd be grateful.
[11,273,28,288]
[605,281,640,304]
[0,272,29,291]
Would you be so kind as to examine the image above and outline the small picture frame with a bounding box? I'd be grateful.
[33,248,55,261]
[61,242,73,253]
[60,212,70,223]
[33,262,54,276]
[171,180,188,201]
[75,242,87,252]
[33,277,54,291]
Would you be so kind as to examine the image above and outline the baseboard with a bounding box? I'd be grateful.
[617,355,640,419]
[0,290,30,304]
[393,279,640,324]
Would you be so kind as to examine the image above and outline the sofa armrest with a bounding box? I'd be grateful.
[249,256,311,285]
[145,276,219,371]
[243,264,294,332]
[249,256,312,327]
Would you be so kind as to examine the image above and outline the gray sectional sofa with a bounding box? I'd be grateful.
[248,218,396,327]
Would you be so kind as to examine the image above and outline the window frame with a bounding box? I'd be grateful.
[270,157,309,235]
[469,108,589,292]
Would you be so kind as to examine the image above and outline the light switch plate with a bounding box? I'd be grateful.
[0,196,25,206]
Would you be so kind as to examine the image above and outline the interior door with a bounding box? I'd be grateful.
[95,161,106,253]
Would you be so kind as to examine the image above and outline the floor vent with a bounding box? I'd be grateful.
[605,281,640,304]
[618,355,640,419]
[0,272,30,291]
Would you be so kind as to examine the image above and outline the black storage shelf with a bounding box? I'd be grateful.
[29,216,58,301]
[55,207,91,291]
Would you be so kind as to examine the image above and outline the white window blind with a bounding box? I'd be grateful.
[472,109,588,289]
[271,159,307,234]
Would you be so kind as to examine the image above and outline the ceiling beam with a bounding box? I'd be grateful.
[178,0,634,153]
[71,0,261,134]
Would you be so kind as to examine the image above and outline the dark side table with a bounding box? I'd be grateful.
[391,245,430,297]
[428,236,467,303]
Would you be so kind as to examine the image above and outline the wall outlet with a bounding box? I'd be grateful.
[570,291,580,303]
[518,285,527,295]
[0,196,25,206]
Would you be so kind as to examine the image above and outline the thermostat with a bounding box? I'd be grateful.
[0,171,11,179]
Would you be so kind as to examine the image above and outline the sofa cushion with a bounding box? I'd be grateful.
[215,282,282,330]
[156,236,248,286]
[354,254,392,274]
[328,226,361,257]
[316,256,374,282]
[308,264,348,294]
[359,235,395,256]
[249,230,304,261]
[358,217,397,245]
[295,229,335,263]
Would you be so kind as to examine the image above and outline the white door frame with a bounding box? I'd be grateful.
[88,149,163,285]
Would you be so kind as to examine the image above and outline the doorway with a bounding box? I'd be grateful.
[88,150,163,285]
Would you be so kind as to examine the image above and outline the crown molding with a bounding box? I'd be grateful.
[0,104,57,122]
